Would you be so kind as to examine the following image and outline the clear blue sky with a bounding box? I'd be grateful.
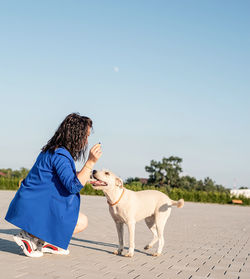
[0,0,249,188]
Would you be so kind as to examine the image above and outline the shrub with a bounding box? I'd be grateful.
[0,177,20,190]
[80,183,104,196]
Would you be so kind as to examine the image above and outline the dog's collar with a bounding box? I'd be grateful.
[107,188,125,206]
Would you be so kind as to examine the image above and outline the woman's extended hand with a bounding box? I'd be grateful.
[77,143,102,186]
[87,143,102,164]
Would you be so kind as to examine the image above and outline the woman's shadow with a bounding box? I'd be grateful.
[0,229,24,256]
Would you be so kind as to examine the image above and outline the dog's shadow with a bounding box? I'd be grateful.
[0,229,24,256]
[71,237,151,256]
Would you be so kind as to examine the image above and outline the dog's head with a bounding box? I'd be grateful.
[89,169,123,190]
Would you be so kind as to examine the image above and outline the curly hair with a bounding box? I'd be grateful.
[42,113,93,161]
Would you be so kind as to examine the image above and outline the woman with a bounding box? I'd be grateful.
[5,113,102,257]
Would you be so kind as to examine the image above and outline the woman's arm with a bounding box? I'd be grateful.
[77,143,102,185]
[53,156,84,194]
[53,143,102,194]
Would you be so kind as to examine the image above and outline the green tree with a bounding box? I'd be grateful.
[125,177,140,184]
[19,167,29,178]
[145,160,165,185]
[145,156,183,187]
[179,175,199,190]
[203,177,215,191]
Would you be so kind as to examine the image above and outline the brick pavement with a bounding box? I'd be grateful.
[0,190,250,279]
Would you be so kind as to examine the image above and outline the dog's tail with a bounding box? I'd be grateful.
[171,199,184,208]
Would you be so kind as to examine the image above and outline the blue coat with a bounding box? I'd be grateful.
[5,147,83,250]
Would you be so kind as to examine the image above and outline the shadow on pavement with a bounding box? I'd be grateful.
[71,237,151,256]
[0,229,24,256]
[0,229,20,235]
[0,230,151,256]
[0,238,23,256]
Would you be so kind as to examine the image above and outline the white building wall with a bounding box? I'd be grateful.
[230,189,250,198]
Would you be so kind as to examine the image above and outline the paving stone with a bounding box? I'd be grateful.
[0,190,250,279]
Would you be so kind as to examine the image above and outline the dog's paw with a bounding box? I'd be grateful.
[113,249,123,255]
[144,245,152,250]
[124,252,134,258]
[152,252,161,257]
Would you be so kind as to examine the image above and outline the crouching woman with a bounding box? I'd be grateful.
[5,113,102,257]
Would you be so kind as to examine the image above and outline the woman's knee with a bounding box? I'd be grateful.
[80,214,88,231]
[75,213,88,233]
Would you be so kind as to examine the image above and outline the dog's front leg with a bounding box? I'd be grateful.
[114,222,124,255]
[125,222,135,257]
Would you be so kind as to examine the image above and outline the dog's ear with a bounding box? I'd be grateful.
[115,177,123,188]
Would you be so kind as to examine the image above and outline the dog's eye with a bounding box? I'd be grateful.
[105,172,110,175]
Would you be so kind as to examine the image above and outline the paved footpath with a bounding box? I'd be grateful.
[0,190,250,279]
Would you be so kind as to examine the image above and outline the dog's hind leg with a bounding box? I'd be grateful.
[114,222,124,255]
[144,215,158,250]
[153,210,171,256]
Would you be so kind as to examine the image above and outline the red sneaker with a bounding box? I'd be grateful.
[37,240,69,255]
[13,230,43,258]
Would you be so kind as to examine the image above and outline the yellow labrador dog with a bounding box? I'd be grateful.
[90,169,184,257]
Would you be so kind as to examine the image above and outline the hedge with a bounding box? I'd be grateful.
[0,178,249,206]
[0,177,21,190]
[80,183,250,206]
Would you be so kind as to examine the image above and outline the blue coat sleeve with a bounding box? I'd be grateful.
[53,154,83,194]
